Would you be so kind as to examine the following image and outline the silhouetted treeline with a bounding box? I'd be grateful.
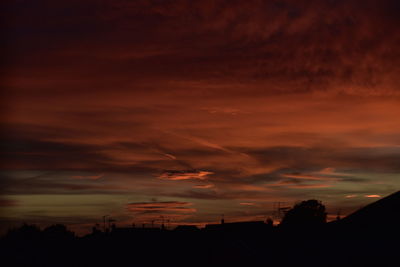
[1,192,399,267]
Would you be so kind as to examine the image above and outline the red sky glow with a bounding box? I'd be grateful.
[1,0,399,235]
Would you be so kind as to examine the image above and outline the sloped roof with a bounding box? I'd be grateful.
[340,191,400,228]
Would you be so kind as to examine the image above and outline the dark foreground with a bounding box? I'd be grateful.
[1,223,398,267]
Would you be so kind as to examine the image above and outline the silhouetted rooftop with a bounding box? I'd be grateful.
[174,225,200,232]
[205,220,266,231]
[338,191,400,229]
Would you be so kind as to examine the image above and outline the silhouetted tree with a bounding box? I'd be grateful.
[280,199,327,228]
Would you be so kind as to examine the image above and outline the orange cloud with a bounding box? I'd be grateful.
[319,167,335,174]
[159,170,214,181]
[281,173,338,181]
[193,184,215,189]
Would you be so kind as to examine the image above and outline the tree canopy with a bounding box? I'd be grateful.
[280,199,327,228]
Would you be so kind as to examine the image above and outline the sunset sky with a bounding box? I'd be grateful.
[1,0,399,235]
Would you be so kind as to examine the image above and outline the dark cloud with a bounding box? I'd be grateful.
[0,123,182,172]
[2,0,399,96]
[0,136,113,171]
[126,201,196,214]
[0,198,18,207]
[0,172,124,195]
[247,146,400,172]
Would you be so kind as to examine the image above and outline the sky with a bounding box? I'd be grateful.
[1,0,399,235]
